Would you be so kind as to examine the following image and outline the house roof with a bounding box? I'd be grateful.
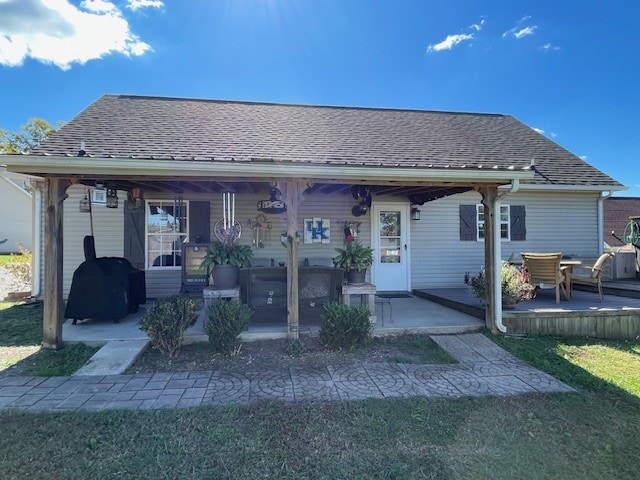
[19,94,620,190]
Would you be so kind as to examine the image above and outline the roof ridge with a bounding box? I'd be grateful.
[105,94,508,118]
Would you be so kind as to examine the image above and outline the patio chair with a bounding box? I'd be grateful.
[521,252,568,303]
[569,252,615,301]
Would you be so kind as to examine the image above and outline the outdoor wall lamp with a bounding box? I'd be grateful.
[411,206,421,221]
[79,189,91,213]
[106,186,118,209]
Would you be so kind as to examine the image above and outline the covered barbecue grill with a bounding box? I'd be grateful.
[65,236,146,324]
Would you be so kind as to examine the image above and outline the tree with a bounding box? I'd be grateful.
[0,118,59,154]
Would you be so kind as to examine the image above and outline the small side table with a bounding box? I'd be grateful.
[341,283,377,325]
[203,286,241,326]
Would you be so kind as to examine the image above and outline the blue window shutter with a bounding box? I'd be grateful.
[459,205,477,241]
[510,205,526,241]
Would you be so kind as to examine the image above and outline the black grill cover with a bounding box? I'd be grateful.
[64,237,146,322]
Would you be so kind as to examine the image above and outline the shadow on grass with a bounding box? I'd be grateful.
[490,333,640,406]
[0,301,42,346]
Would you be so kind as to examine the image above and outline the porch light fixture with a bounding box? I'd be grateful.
[79,190,91,213]
[257,188,287,215]
[411,206,421,221]
[106,186,118,209]
[92,181,106,204]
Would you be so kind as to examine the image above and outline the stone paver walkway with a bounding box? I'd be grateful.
[0,334,574,412]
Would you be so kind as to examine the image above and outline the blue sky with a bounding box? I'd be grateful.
[1,0,638,195]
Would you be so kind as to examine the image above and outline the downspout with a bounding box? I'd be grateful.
[494,179,520,333]
[597,191,613,255]
[31,181,43,298]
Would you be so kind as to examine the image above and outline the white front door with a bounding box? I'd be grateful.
[371,203,410,292]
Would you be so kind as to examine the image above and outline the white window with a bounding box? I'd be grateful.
[476,204,510,241]
[146,200,189,268]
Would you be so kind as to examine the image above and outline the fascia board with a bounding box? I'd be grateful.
[5,156,534,184]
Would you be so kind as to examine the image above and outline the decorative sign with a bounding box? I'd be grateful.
[304,218,330,244]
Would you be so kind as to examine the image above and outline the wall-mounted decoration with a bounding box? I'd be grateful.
[304,218,330,244]
[247,214,272,248]
[257,188,287,214]
[350,185,372,217]
[215,192,241,243]
[337,219,361,244]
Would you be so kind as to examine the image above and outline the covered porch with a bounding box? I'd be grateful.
[63,293,484,346]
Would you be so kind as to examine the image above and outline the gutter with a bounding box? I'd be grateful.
[494,179,520,333]
[597,191,613,255]
[5,156,535,184]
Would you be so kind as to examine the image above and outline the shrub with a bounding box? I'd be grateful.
[206,299,252,356]
[140,295,200,358]
[285,339,309,356]
[4,244,32,286]
[464,261,535,307]
[319,302,372,350]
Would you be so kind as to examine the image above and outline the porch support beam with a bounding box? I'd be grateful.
[279,180,310,340]
[479,186,499,334]
[43,178,70,350]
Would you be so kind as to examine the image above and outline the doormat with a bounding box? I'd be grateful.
[376,293,412,299]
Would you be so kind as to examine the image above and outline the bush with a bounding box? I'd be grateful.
[319,302,372,350]
[140,295,200,358]
[464,261,535,307]
[206,299,252,356]
[4,244,32,286]
[285,339,309,356]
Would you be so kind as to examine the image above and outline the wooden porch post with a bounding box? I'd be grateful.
[280,180,309,341]
[480,186,499,334]
[43,178,69,350]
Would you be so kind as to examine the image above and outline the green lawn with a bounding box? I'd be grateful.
[0,302,97,376]
[0,303,639,479]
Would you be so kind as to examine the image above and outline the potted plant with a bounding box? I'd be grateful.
[201,241,253,288]
[334,240,374,284]
[464,261,535,308]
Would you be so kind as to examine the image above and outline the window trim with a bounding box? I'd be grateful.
[145,199,190,270]
[476,204,511,242]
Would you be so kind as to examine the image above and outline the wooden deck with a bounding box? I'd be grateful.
[415,281,640,340]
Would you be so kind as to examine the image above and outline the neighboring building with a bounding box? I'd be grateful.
[0,167,33,254]
[2,95,625,345]
[604,196,640,247]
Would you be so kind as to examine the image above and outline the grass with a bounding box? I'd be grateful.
[0,302,639,478]
[492,334,640,398]
[0,253,28,267]
[0,302,98,376]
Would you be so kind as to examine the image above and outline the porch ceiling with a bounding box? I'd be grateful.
[67,177,473,203]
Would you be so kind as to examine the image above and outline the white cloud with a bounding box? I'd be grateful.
[126,0,163,11]
[514,26,537,39]
[542,42,561,52]
[427,33,474,53]
[533,128,558,139]
[470,17,486,32]
[503,16,537,39]
[0,0,152,70]
[580,155,588,161]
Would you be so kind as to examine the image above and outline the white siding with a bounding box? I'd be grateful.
[55,185,601,296]
[143,189,365,297]
[409,190,601,289]
[63,186,124,296]
[0,176,32,253]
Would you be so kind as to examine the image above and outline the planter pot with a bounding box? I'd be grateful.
[347,269,367,284]
[211,264,239,288]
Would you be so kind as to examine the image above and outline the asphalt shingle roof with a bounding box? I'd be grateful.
[31,94,621,187]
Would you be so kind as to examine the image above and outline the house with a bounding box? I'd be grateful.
[0,167,33,254]
[2,94,624,348]
[604,196,640,247]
